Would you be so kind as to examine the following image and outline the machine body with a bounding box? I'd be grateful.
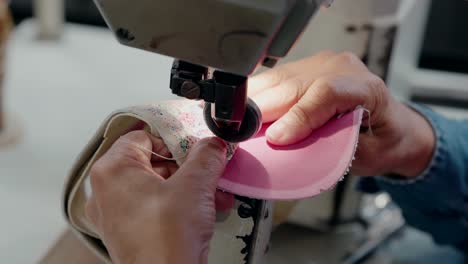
[95,0,332,142]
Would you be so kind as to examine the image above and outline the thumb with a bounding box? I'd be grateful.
[171,137,227,191]
[266,79,338,145]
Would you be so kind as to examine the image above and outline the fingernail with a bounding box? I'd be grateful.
[266,122,286,143]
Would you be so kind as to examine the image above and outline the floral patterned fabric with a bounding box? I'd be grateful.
[131,100,237,165]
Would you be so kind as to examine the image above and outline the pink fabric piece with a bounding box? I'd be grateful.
[219,108,364,200]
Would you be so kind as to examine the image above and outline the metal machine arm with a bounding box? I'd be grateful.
[95,0,332,141]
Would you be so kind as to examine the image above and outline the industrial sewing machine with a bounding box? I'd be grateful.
[90,1,381,263]
[94,0,333,142]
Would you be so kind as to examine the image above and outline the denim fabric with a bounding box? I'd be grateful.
[358,104,468,251]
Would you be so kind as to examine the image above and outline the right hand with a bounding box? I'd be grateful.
[249,51,435,178]
[86,131,231,264]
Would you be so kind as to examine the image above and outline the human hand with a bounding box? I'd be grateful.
[86,131,232,264]
[249,51,435,178]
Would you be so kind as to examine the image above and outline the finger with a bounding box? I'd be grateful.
[248,51,335,97]
[215,191,235,212]
[326,52,368,72]
[149,136,173,162]
[106,130,156,165]
[152,161,179,179]
[266,76,367,145]
[171,137,227,191]
[252,77,311,123]
[92,131,167,184]
[106,130,171,164]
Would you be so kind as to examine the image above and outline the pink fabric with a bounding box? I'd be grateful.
[219,109,363,200]
[122,100,363,200]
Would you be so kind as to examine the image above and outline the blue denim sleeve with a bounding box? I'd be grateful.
[358,103,468,251]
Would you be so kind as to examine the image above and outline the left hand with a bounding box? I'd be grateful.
[85,131,232,264]
[248,51,434,177]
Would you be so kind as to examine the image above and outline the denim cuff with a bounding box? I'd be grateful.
[357,103,442,192]
[357,103,468,247]
[376,103,442,185]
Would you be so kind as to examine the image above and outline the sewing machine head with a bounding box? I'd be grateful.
[94,0,332,142]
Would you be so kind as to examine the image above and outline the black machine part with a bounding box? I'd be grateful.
[94,0,329,76]
[92,0,333,142]
[170,60,262,142]
[204,99,262,143]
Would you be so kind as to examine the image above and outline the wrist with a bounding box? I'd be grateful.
[113,224,204,264]
[132,245,195,264]
[388,103,435,178]
[148,230,203,264]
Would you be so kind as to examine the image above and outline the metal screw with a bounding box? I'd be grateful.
[180,81,201,99]
[237,204,253,218]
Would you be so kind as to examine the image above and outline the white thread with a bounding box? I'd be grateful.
[337,106,373,136]
[362,107,374,136]
[119,137,186,161]
[359,107,373,136]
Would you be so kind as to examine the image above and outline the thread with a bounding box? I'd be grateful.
[336,106,373,136]
[119,137,186,161]
[358,106,373,136]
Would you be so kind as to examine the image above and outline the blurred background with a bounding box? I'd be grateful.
[1,0,468,263]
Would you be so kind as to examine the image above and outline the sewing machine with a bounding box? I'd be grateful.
[92,1,332,263]
[94,0,333,142]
